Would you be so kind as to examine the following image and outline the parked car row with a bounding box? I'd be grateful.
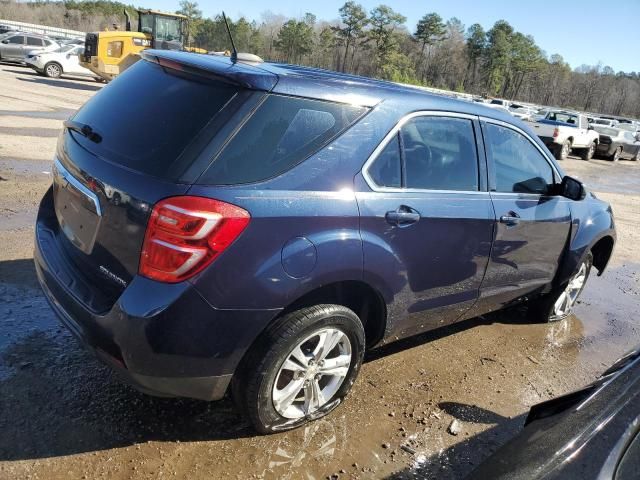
[477,97,640,162]
[0,29,99,80]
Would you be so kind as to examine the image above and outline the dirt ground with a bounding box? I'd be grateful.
[1,62,639,480]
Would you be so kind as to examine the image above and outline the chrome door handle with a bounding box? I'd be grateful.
[386,206,421,227]
[500,212,520,226]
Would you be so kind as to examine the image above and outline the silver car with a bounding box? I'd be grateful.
[0,33,58,62]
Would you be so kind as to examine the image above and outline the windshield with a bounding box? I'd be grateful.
[546,112,578,124]
[155,16,182,42]
[71,60,239,179]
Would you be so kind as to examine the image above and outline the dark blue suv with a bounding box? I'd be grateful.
[34,50,616,433]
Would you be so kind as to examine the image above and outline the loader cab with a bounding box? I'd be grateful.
[137,10,187,50]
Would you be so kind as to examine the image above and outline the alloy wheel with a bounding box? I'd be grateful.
[272,327,352,419]
[553,262,587,318]
[46,64,60,77]
[561,142,570,159]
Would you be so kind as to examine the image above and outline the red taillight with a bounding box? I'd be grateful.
[553,128,559,138]
[139,196,250,283]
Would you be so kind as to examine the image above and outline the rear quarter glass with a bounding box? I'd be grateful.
[70,60,239,180]
[197,95,368,185]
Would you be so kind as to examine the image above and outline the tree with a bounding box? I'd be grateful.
[175,0,202,47]
[414,13,445,55]
[368,5,406,76]
[275,19,314,63]
[465,23,486,89]
[483,20,514,95]
[336,1,367,73]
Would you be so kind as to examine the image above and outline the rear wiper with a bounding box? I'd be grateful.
[64,120,102,143]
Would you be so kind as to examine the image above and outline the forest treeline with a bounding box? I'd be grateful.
[1,0,639,117]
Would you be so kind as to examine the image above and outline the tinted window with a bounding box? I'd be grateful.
[368,133,401,188]
[71,60,238,179]
[485,123,554,194]
[6,35,23,44]
[401,116,479,191]
[201,95,366,185]
[27,36,43,46]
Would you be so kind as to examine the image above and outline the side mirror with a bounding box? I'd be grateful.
[560,176,586,201]
[1,40,8,44]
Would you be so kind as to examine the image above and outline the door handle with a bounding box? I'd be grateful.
[386,206,421,227]
[499,211,521,226]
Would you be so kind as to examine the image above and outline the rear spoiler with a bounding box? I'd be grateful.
[141,50,278,91]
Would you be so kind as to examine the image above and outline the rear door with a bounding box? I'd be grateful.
[25,36,44,55]
[358,113,495,338]
[478,119,571,311]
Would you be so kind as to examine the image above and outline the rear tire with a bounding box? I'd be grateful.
[633,150,640,161]
[555,140,571,160]
[44,62,62,78]
[580,142,595,161]
[610,147,622,162]
[232,304,365,434]
[527,253,592,323]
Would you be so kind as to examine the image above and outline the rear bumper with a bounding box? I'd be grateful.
[34,189,278,400]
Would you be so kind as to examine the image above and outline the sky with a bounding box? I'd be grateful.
[147,0,640,72]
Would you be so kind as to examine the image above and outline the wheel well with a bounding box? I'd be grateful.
[567,137,574,145]
[280,281,387,348]
[591,236,614,274]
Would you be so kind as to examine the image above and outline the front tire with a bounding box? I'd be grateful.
[232,304,365,434]
[528,253,592,323]
[44,62,62,78]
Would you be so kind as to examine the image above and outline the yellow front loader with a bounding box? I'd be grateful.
[80,9,203,82]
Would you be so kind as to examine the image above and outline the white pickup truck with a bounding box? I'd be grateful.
[530,110,600,160]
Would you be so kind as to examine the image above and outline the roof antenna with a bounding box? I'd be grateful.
[222,12,238,63]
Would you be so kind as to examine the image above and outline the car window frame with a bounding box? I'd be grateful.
[480,117,562,197]
[362,111,488,194]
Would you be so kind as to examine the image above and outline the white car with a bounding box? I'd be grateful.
[24,44,98,80]
[508,105,537,121]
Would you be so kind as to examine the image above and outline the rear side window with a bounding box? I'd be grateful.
[402,116,478,191]
[366,115,479,191]
[71,60,238,179]
[368,133,401,188]
[27,36,43,46]
[484,123,554,194]
[199,95,367,185]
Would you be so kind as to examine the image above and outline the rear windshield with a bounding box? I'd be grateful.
[198,95,367,185]
[71,60,238,179]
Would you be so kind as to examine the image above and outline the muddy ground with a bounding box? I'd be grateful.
[1,62,639,480]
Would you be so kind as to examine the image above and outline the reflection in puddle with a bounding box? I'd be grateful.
[260,418,345,480]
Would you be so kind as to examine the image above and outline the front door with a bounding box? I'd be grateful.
[357,113,495,339]
[477,120,571,313]
[3,35,25,60]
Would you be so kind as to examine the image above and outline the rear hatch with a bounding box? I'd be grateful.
[47,54,274,311]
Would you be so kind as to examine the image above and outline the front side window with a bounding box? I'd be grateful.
[6,35,23,44]
[485,123,554,195]
[200,95,367,185]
